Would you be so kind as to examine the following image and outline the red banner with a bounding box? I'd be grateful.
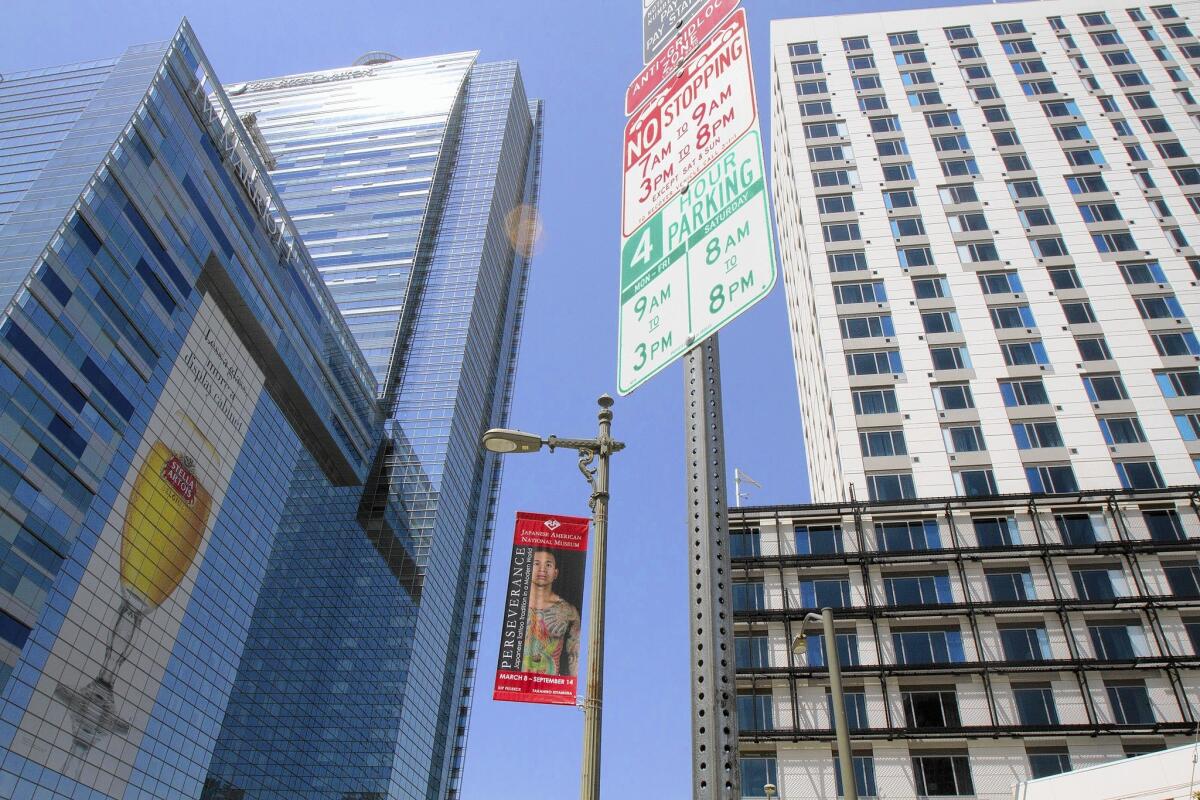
[493,511,590,705]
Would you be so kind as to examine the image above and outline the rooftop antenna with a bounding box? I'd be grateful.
[734,468,762,508]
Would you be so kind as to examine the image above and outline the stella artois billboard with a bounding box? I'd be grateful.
[493,511,590,706]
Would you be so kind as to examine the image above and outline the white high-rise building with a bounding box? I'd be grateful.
[772,0,1200,505]
[734,2,1200,799]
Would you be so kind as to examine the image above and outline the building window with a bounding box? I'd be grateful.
[796,524,844,555]
[740,756,778,798]
[943,425,985,453]
[941,184,979,204]
[1026,464,1079,494]
[912,753,975,796]
[892,629,965,664]
[885,574,952,606]
[1015,686,1060,725]
[1073,567,1126,600]
[834,280,886,304]
[847,350,903,376]
[790,41,819,56]
[1000,626,1051,661]
[731,528,761,558]
[979,271,1023,294]
[1090,622,1149,659]
[986,570,1035,601]
[834,753,877,798]
[1057,513,1102,545]
[827,690,869,730]
[955,469,998,497]
[1099,416,1146,445]
[1116,460,1165,489]
[1048,267,1082,289]
[819,194,857,214]
[1161,333,1200,359]
[876,520,940,552]
[860,428,907,457]
[853,389,898,415]
[1084,374,1130,401]
[843,36,871,51]
[1028,749,1072,778]
[931,345,969,369]
[974,516,1020,547]
[1185,620,1200,654]
[800,578,852,609]
[1000,379,1049,406]
[990,304,1037,329]
[885,189,918,208]
[1142,509,1185,542]
[1061,301,1097,324]
[805,632,860,667]
[1165,562,1200,596]
[829,251,869,272]
[1156,369,1200,397]
[840,314,894,339]
[867,472,916,501]
[934,383,975,410]
[733,580,766,611]
[737,691,774,731]
[1012,421,1064,450]
[958,242,1000,263]
[903,688,960,728]
[1077,337,1113,362]
[735,634,770,669]
[1107,681,1155,723]
[945,25,974,41]
[1001,340,1049,366]
[923,311,961,335]
[912,277,950,299]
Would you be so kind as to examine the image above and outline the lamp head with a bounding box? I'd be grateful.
[481,428,544,454]
[791,635,807,656]
[763,783,777,798]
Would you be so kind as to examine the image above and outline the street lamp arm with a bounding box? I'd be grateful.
[546,435,627,454]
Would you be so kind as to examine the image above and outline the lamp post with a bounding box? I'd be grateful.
[792,608,857,800]
[481,395,625,800]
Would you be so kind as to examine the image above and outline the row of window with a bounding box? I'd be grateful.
[743,735,1172,799]
[733,507,1194,558]
[734,617,1200,670]
[731,560,1200,611]
[738,678,1165,735]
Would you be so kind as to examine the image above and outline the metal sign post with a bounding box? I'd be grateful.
[684,335,739,800]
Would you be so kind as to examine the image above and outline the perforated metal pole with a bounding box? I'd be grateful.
[685,334,740,800]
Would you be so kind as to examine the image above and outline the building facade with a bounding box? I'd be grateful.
[772,0,1200,504]
[732,489,1200,799]
[756,0,1200,797]
[0,21,541,800]
[0,22,386,799]
[210,54,542,800]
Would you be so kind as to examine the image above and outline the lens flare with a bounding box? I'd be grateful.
[505,204,543,258]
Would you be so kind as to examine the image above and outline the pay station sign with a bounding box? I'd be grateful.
[643,0,709,63]
[622,8,755,238]
[627,0,739,116]
[617,130,775,395]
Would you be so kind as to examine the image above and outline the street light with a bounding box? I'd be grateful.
[763,782,777,799]
[792,608,858,800]
[481,395,625,800]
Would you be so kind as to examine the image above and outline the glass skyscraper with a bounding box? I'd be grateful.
[0,20,541,800]
[211,50,543,800]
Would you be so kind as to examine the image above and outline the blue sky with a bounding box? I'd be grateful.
[2,0,991,796]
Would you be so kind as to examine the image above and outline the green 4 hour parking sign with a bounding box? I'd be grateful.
[617,128,775,395]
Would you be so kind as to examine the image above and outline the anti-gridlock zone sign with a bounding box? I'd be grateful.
[617,130,775,394]
[622,8,755,238]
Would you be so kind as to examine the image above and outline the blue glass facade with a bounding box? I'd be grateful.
[213,54,544,800]
[0,19,541,800]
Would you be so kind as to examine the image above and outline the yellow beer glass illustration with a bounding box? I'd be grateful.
[57,413,215,770]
